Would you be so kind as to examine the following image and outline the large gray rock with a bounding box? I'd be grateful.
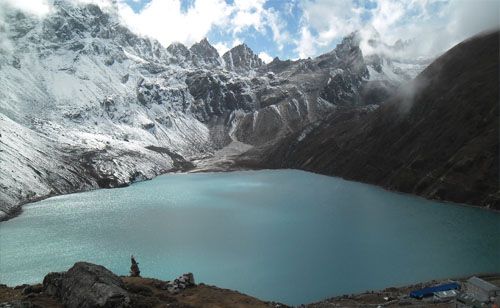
[43,262,130,308]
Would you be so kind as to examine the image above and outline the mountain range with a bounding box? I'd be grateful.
[243,31,499,208]
[0,1,496,220]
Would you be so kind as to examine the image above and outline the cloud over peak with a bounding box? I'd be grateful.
[1,0,498,60]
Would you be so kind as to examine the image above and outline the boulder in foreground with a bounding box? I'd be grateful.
[43,262,131,308]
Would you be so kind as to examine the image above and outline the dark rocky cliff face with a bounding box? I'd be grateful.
[189,38,222,66]
[249,31,499,208]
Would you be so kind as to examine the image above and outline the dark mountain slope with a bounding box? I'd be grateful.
[252,30,500,208]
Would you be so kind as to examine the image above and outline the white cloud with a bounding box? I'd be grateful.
[258,51,273,63]
[370,0,405,38]
[213,42,230,56]
[231,0,267,33]
[230,0,289,51]
[293,0,365,58]
[0,0,51,16]
[442,0,500,49]
[370,0,500,58]
[296,0,500,58]
[213,37,250,57]
[301,0,362,46]
[116,0,232,47]
[115,0,289,56]
[295,26,316,59]
[0,0,53,55]
[232,37,243,46]
[265,9,289,51]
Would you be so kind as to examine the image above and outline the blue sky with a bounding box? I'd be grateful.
[207,0,303,60]
[115,0,498,61]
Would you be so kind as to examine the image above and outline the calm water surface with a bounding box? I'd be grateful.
[1,170,499,305]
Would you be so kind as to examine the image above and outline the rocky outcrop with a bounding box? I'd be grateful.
[41,262,200,307]
[316,33,369,106]
[0,261,280,308]
[156,273,196,294]
[184,71,256,122]
[167,42,193,64]
[223,44,264,72]
[43,262,130,308]
[190,38,221,66]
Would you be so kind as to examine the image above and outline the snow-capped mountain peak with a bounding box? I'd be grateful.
[0,0,426,220]
[189,37,221,66]
[222,43,264,73]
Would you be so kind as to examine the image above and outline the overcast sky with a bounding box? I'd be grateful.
[1,0,499,61]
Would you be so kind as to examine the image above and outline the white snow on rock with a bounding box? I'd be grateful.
[0,1,426,219]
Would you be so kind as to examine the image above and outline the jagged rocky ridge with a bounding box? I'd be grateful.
[3,262,278,307]
[243,31,500,208]
[0,1,423,219]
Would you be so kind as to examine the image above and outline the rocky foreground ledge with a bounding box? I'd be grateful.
[1,262,499,308]
[0,262,285,308]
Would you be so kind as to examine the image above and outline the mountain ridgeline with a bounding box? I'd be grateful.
[0,1,496,219]
[245,31,499,208]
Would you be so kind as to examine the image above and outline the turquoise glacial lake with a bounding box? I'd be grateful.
[1,170,499,305]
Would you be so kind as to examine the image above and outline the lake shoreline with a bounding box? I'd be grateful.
[2,132,499,223]
[2,156,499,223]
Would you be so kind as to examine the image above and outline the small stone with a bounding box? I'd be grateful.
[183,273,195,286]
